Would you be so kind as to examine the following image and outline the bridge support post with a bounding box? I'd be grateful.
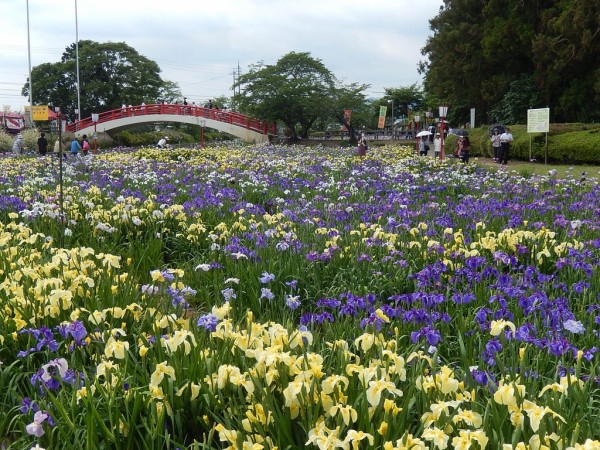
[92,113,99,154]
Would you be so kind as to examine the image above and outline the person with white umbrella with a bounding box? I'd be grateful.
[416,130,431,156]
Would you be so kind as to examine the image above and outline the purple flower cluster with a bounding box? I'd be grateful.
[197,313,219,332]
[17,326,59,358]
[57,320,88,350]
[30,358,81,393]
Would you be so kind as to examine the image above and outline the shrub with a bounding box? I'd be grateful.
[113,130,197,147]
[0,130,13,152]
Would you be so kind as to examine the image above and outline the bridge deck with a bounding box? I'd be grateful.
[66,104,276,136]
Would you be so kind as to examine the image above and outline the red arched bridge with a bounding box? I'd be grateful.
[66,104,276,143]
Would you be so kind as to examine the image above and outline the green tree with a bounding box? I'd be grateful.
[421,0,600,124]
[490,74,540,124]
[323,82,370,144]
[158,80,183,105]
[383,85,425,126]
[531,0,600,122]
[420,0,490,125]
[233,52,368,141]
[22,41,178,121]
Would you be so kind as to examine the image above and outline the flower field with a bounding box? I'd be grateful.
[1,143,600,450]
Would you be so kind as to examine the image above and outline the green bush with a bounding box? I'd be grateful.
[113,130,197,147]
[0,130,13,152]
[544,129,600,164]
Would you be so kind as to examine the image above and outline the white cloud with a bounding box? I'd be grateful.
[0,0,443,111]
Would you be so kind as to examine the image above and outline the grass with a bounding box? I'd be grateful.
[466,156,600,180]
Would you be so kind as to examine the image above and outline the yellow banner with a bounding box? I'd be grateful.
[25,106,49,121]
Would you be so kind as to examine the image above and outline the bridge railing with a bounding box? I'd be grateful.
[66,104,276,135]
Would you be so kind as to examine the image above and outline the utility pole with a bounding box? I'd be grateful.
[75,0,81,122]
[26,0,34,127]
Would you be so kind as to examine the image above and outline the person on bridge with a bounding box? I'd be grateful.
[157,136,168,149]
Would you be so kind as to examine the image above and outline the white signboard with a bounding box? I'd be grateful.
[527,108,550,133]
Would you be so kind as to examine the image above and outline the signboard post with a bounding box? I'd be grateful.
[527,108,550,164]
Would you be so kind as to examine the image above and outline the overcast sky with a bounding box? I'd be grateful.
[1,0,443,113]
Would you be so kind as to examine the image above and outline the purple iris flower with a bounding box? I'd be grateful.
[221,288,236,301]
[17,326,59,357]
[317,297,341,309]
[483,338,503,366]
[411,326,441,346]
[285,295,301,310]
[197,313,219,332]
[285,280,298,290]
[259,272,275,283]
[20,397,39,414]
[452,292,476,304]
[260,288,275,300]
[57,320,88,350]
[470,369,489,386]
[360,312,387,331]
[548,338,573,356]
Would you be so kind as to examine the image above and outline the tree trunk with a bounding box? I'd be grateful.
[285,122,299,141]
[346,125,358,145]
[300,125,309,139]
[337,116,357,145]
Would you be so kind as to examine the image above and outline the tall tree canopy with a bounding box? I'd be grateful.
[421,0,600,124]
[22,40,179,121]
[383,85,424,125]
[233,52,369,141]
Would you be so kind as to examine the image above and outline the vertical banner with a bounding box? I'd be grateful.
[470,108,475,129]
[378,105,388,129]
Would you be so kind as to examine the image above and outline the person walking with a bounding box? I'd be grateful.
[357,133,367,157]
[418,137,428,156]
[70,137,82,157]
[54,138,67,158]
[37,132,48,156]
[12,134,24,154]
[491,129,501,162]
[499,127,514,165]
[81,134,90,156]
[458,137,471,163]
[433,133,441,159]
